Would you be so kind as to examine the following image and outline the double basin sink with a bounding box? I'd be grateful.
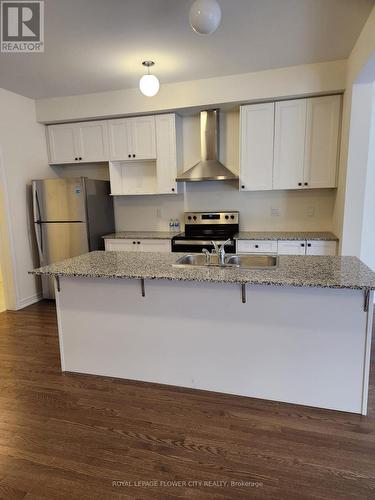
[173,253,278,270]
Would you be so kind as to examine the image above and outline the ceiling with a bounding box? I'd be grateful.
[0,0,373,100]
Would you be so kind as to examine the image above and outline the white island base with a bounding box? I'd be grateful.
[55,277,373,415]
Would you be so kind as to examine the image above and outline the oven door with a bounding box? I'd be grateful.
[172,239,236,253]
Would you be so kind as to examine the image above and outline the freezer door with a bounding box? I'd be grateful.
[35,222,89,299]
[33,178,86,222]
[84,179,115,250]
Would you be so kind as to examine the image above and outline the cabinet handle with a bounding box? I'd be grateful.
[301,243,305,247]
[133,241,136,244]
[133,154,136,158]
[307,243,311,247]
[255,244,259,249]
[79,157,82,161]
[241,185,245,189]
[74,157,78,161]
[304,182,308,186]
[128,154,131,158]
[171,188,175,192]
[137,241,140,244]
[298,182,302,186]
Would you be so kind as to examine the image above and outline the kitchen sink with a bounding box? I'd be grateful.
[173,253,278,269]
[225,254,278,269]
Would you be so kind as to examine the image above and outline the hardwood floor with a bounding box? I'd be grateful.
[0,301,374,499]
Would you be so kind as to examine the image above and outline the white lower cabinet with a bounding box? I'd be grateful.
[277,240,307,255]
[105,239,171,252]
[237,240,278,254]
[305,240,337,256]
[237,239,337,256]
[138,239,171,252]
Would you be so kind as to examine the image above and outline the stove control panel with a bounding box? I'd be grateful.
[184,211,239,225]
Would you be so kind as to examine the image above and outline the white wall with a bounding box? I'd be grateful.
[0,88,55,309]
[360,83,375,270]
[333,6,375,247]
[35,60,346,123]
[339,83,374,257]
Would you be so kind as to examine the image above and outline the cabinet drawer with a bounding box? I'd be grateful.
[237,240,277,254]
[277,240,307,255]
[105,239,139,251]
[306,240,337,256]
[139,239,171,252]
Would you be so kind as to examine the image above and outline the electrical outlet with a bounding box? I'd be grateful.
[307,206,315,217]
[271,207,281,217]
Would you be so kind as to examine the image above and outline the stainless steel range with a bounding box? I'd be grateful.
[172,211,239,253]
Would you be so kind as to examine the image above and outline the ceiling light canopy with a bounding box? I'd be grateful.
[189,0,222,35]
[139,61,160,97]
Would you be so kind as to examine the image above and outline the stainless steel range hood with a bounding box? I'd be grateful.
[176,110,238,182]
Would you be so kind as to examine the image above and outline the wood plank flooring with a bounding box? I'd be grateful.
[0,301,374,499]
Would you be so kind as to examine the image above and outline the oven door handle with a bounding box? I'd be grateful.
[173,240,232,246]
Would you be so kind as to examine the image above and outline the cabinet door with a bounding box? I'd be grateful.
[306,240,337,256]
[108,119,132,161]
[273,100,307,190]
[76,121,109,162]
[304,96,341,189]
[105,239,139,251]
[240,103,274,191]
[237,240,278,254]
[131,116,156,160]
[138,239,171,252]
[277,240,306,255]
[47,124,78,164]
[156,114,178,194]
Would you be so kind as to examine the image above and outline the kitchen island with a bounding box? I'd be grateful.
[31,251,375,414]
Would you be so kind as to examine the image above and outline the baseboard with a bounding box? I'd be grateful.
[16,292,43,310]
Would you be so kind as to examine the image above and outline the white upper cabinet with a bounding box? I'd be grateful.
[155,114,178,194]
[76,121,109,162]
[303,96,341,189]
[273,99,307,190]
[131,116,156,160]
[240,103,274,191]
[107,119,132,160]
[47,124,78,164]
[108,116,156,161]
[47,121,108,164]
[109,113,179,196]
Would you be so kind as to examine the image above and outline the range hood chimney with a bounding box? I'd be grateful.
[176,109,238,182]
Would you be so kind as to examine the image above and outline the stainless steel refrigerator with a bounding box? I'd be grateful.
[32,177,115,299]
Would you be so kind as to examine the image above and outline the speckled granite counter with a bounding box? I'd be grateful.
[103,231,176,240]
[234,231,338,241]
[104,231,338,241]
[31,251,375,291]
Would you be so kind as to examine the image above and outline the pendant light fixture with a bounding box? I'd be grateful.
[139,61,160,97]
[189,0,222,35]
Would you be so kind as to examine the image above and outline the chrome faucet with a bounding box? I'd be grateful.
[202,248,211,264]
[211,239,231,265]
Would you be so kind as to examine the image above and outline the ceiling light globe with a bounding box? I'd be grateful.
[139,74,160,97]
[189,0,222,35]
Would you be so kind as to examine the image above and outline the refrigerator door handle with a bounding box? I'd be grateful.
[33,183,44,257]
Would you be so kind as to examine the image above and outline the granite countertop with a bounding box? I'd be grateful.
[103,231,338,241]
[30,251,375,291]
[234,231,338,241]
[102,231,176,240]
